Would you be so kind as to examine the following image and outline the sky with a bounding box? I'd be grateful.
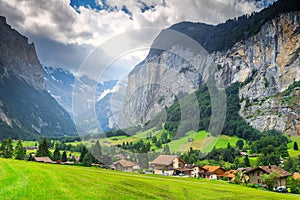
[0,0,277,81]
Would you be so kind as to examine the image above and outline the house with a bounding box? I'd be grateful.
[240,152,248,156]
[24,146,38,150]
[150,155,185,175]
[201,166,226,179]
[223,170,236,181]
[111,159,135,172]
[244,165,292,188]
[175,164,207,177]
[34,157,53,163]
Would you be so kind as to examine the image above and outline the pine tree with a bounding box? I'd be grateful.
[15,140,25,160]
[244,155,250,167]
[1,139,13,158]
[61,151,67,162]
[36,138,51,157]
[53,144,61,161]
[294,142,299,151]
[236,139,244,150]
[92,140,102,163]
[163,145,170,155]
[82,152,93,167]
[79,146,88,162]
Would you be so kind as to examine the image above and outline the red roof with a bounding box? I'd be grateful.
[223,170,236,179]
[203,166,225,173]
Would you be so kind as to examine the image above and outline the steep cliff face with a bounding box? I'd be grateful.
[214,12,300,135]
[119,47,210,128]
[0,16,76,139]
[121,11,300,135]
[0,16,43,90]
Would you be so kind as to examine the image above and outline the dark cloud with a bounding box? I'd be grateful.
[32,35,89,72]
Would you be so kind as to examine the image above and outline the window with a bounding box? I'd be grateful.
[257,172,260,176]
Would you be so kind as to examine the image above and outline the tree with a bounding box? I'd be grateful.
[155,140,162,148]
[28,153,34,161]
[79,146,88,162]
[61,151,67,162]
[263,172,280,190]
[36,138,51,157]
[82,152,93,167]
[102,155,113,165]
[15,140,25,160]
[244,155,250,167]
[1,139,13,158]
[163,144,170,155]
[151,136,157,144]
[287,176,300,194]
[92,140,102,163]
[294,142,299,151]
[236,139,244,150]
[53,145,61,161]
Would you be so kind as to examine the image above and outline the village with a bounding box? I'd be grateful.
[32,153,299,193]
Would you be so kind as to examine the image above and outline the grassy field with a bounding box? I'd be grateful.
[0,158,298,200]
[287,136,300,158]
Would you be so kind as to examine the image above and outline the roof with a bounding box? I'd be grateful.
[293,173,300,179]
[246,165,292,178]
[203,166,225,173]
[223,170,236,179]
[237,167,253,172]
[34,157,52,163]
[151,155,185,166]
[114,159,135,167]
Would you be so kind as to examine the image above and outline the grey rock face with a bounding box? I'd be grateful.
[0,16,44,90]
[122,12,300,135]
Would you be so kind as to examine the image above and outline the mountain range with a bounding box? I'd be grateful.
[0,0,299,140]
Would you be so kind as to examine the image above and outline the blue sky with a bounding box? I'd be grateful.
[0,0,276,80]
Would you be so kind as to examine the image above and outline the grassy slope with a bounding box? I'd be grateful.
[287,136,300,158]
[0,158,297,200]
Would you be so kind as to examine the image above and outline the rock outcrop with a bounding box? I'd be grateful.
[0,16,44,90]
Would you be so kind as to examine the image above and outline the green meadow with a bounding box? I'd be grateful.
[1,158,298,200]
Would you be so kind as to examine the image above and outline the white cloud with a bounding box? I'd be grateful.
[0,0,268,78]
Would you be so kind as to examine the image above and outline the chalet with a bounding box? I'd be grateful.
[223,170,236,181]
[150,155,185,175]
[174,164,207,177]
[111,159,135,172]
[200,166,226,180]
[24,146,38,150]
[244,165,292,188]
[33,157,53,163]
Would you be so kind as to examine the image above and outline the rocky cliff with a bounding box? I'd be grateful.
[0,16,76,140]
[214,12,300,135]
[0,16,44,90]
[120,10,300,135]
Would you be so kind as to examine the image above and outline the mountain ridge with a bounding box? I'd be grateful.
[0,16,76,140]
